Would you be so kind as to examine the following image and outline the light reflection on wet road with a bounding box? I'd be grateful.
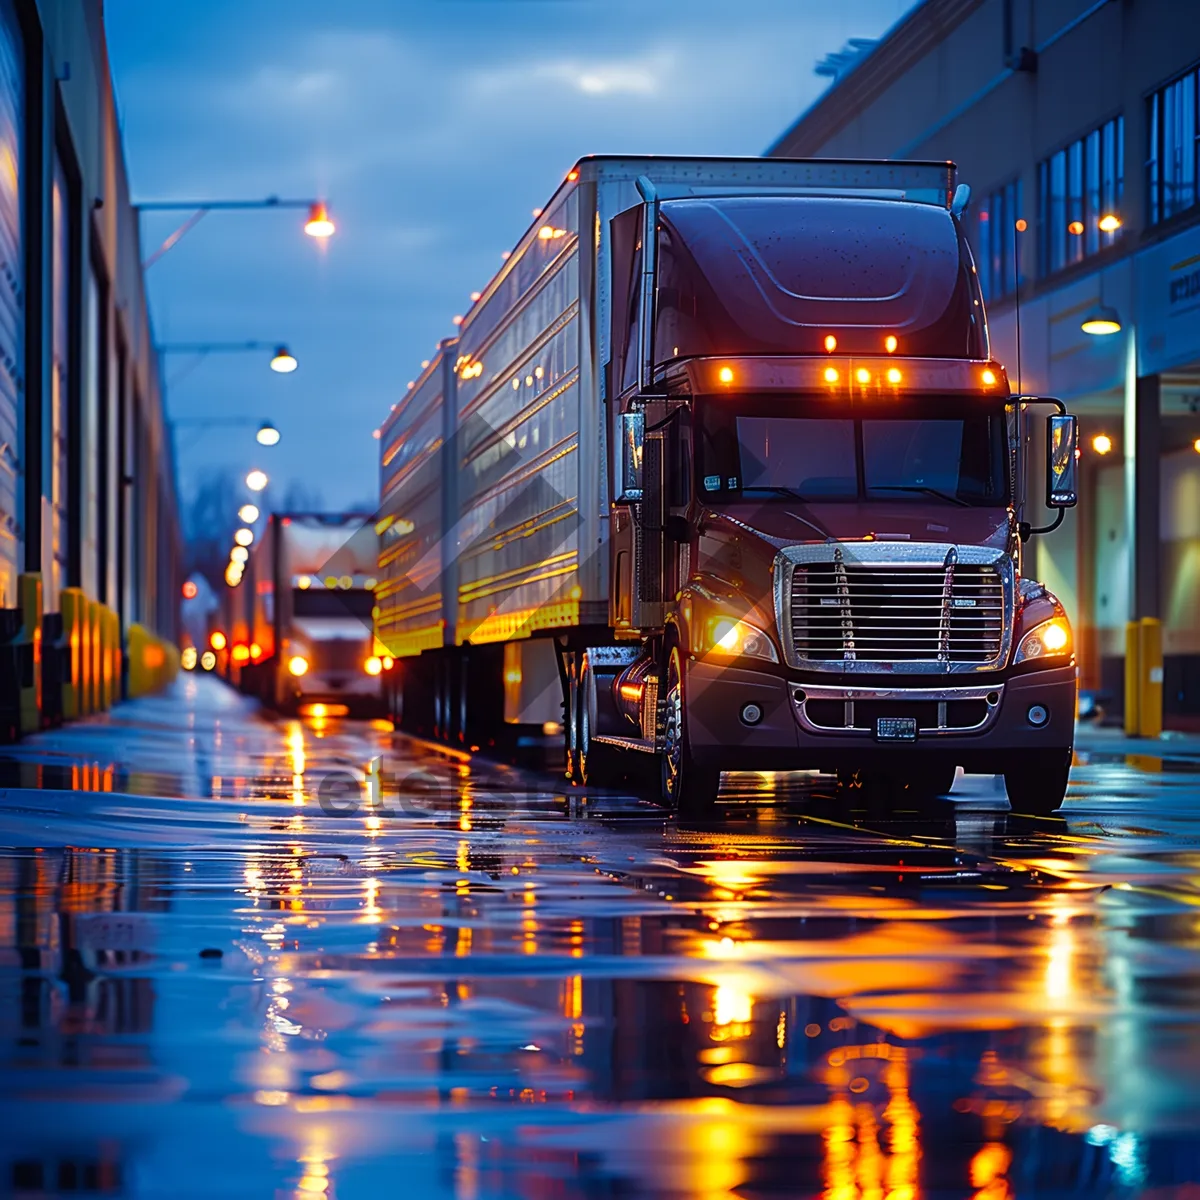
[1,676,1199,1198]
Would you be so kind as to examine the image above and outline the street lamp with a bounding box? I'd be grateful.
[137,195,336,268]
[160,341,300,372]
[304,202,336,238]
[239,503,260,523]
[246,470,269,492]
[269,345,298,374]
[256,422,281,446]
[1081,304,1122,335]
[230,545,249,564]
[234,527,254,547]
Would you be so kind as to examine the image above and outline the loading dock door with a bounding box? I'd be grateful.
[0,0,22,606]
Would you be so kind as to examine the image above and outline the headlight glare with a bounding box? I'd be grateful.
[1015,618,1071,664]
[702,615,778,663]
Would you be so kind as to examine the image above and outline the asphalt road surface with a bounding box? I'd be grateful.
[1,674,1198,1199]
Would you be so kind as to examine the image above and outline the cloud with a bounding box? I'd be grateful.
[473,52,672,98]
[107,0,918,509]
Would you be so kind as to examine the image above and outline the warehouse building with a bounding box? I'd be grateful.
[0,0,181,732]
[770,0,1200,726]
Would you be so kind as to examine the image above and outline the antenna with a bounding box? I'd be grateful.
[1012,217,1026,393]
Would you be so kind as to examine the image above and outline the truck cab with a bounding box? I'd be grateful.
[588,173,1078,815]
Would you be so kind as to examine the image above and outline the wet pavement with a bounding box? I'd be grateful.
[1,676,1200,1198]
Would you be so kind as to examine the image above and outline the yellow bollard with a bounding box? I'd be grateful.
[1123,620,1140,738]
[60,588,86,720]
[127,624,146,697]
[102,604,116,705]
[89,600,103,713]
[112,611,124,703]
[1138,617,1163,739]
[17,574,42,735]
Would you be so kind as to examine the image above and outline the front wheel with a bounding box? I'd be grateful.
[1004,750,1072,816]
[661,644,721,817]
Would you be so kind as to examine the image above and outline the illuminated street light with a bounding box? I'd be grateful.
[304,202,336,238]
[256,422,281,446]
[161,341,299,373]
[1081,305,1121,336]
[234,527,254,547]
[230,545,249,564]
[1098,213,1122,233]
[246,470,268,492]
[225,563,243,587]
[1092,434,1113,454]
[239,503,260,523]
[210,631,227,650]
[137,195,336,269]
[270,345,298,374]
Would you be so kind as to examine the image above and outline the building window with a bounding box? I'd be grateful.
[1038,115,1124,275]
[975,180,1023,301]
[1147,64,1199,225]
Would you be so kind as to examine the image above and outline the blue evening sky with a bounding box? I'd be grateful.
[105,0,915,517]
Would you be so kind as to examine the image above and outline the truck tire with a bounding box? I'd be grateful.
[1004,750,1072,816]
[662,643,721,817]
[577,659,624,789]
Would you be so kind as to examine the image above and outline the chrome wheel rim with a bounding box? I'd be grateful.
[662,651,682,803]
[579,677,591,783]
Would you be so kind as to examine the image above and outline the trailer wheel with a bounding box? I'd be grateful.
[661,643,721,817]
[577,657,624,789]
[1004,750,1072,816]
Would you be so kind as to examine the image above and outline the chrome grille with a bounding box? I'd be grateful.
[776,544,1013,674]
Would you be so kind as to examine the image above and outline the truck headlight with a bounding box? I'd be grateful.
[1014,618,1071,664]
[288,654,310,677]
[702,616,778,663]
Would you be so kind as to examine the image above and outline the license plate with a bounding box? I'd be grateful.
[876,716,918,742]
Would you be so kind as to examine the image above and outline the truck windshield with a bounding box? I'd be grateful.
[696,397,1009,506]
[293,588,375,619]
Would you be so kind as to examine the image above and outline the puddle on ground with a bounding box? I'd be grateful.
[1,677,1199,1197]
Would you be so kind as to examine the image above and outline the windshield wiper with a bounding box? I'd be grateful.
[735,486,834,539]
[870,484,972,508]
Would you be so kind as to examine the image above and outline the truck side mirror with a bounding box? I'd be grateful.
[1046,413,1078,508]
[616,411,645,504]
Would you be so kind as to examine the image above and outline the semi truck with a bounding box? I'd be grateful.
[237,512,385,715]
[375,156,1079,815]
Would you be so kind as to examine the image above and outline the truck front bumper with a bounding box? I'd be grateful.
[683,658,1076,773]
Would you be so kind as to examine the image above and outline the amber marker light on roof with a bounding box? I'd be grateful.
[824,367,839,383]
[718,366,734,384]
[886,367,902,384]
[567,169,579,181]
[855,368,870,384]
[823,335,837,353]
[885,335,898,353]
